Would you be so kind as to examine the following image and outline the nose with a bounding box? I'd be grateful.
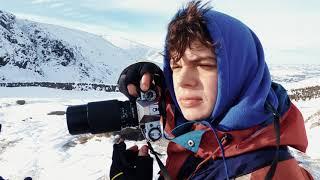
[176,66,198,88]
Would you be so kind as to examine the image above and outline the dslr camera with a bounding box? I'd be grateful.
[66,89,164,141]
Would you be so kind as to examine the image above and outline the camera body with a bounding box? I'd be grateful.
[136,90,162,141]
[66,90,163,141]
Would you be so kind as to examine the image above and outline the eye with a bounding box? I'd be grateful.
[171,64,182,71]
[199,63,217,70]
[170,60,182,70]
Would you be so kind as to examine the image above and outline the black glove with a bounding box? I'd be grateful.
[117,62,164,100]
[110,142,153,180]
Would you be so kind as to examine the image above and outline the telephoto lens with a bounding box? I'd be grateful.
[66,100,138,135]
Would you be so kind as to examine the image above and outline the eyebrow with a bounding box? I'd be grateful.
[170,53,216,64]
[192,55,215,61]
[180,55,216,64]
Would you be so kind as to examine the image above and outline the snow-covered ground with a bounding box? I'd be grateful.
[294,98,320,160]
[0,86,319,179]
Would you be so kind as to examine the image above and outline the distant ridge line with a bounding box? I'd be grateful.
[0,82,119,92]
[1,82,319,100]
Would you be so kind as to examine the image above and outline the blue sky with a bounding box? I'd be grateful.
[1,0,319,64]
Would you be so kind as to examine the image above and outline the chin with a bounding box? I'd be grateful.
[179,103,213,121]
[182,111,210,121]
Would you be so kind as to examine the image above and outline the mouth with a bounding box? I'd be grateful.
[179,96,203,108]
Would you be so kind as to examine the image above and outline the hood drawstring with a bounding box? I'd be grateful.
[200,101,280,180]
[264,102,281,180]
[201,121,230,180]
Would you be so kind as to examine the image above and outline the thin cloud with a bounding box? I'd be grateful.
[14,13,164,48]
[31,0,57,5]
[79,0,186,15]
[63,11,78,17]
[75,14,90,19]
[62,8,74,13]
[49,2,65,8]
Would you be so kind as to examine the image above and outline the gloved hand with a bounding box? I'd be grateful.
[117,62,164,100]
[109,141,153,180]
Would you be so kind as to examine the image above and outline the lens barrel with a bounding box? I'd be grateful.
[66,100,139,135]
[66,104,90,135]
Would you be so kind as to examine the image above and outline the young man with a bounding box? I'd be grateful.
[111,1,313,179]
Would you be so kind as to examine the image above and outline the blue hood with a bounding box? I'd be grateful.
[163,10,282,131]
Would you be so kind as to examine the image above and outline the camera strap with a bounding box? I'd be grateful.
[143,85,172,179]
[146,141,172,180]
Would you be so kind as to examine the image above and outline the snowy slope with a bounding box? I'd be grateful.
[102,35,163,65]
[269,64,320,90]
[0,10,161,84]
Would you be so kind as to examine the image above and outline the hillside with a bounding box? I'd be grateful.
[0,10,162,84]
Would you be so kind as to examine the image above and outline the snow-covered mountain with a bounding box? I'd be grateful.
[0,10,162,84]
[2,10,320,87]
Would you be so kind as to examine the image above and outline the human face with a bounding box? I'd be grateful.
[170,41,218,121]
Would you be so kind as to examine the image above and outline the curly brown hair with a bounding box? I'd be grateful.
[166,0,214,62]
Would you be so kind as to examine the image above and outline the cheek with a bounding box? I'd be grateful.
[172,74,179,93]
[203,73,218,105]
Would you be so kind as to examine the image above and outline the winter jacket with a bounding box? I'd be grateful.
[161,9,313,180]
[162,84,313,179]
